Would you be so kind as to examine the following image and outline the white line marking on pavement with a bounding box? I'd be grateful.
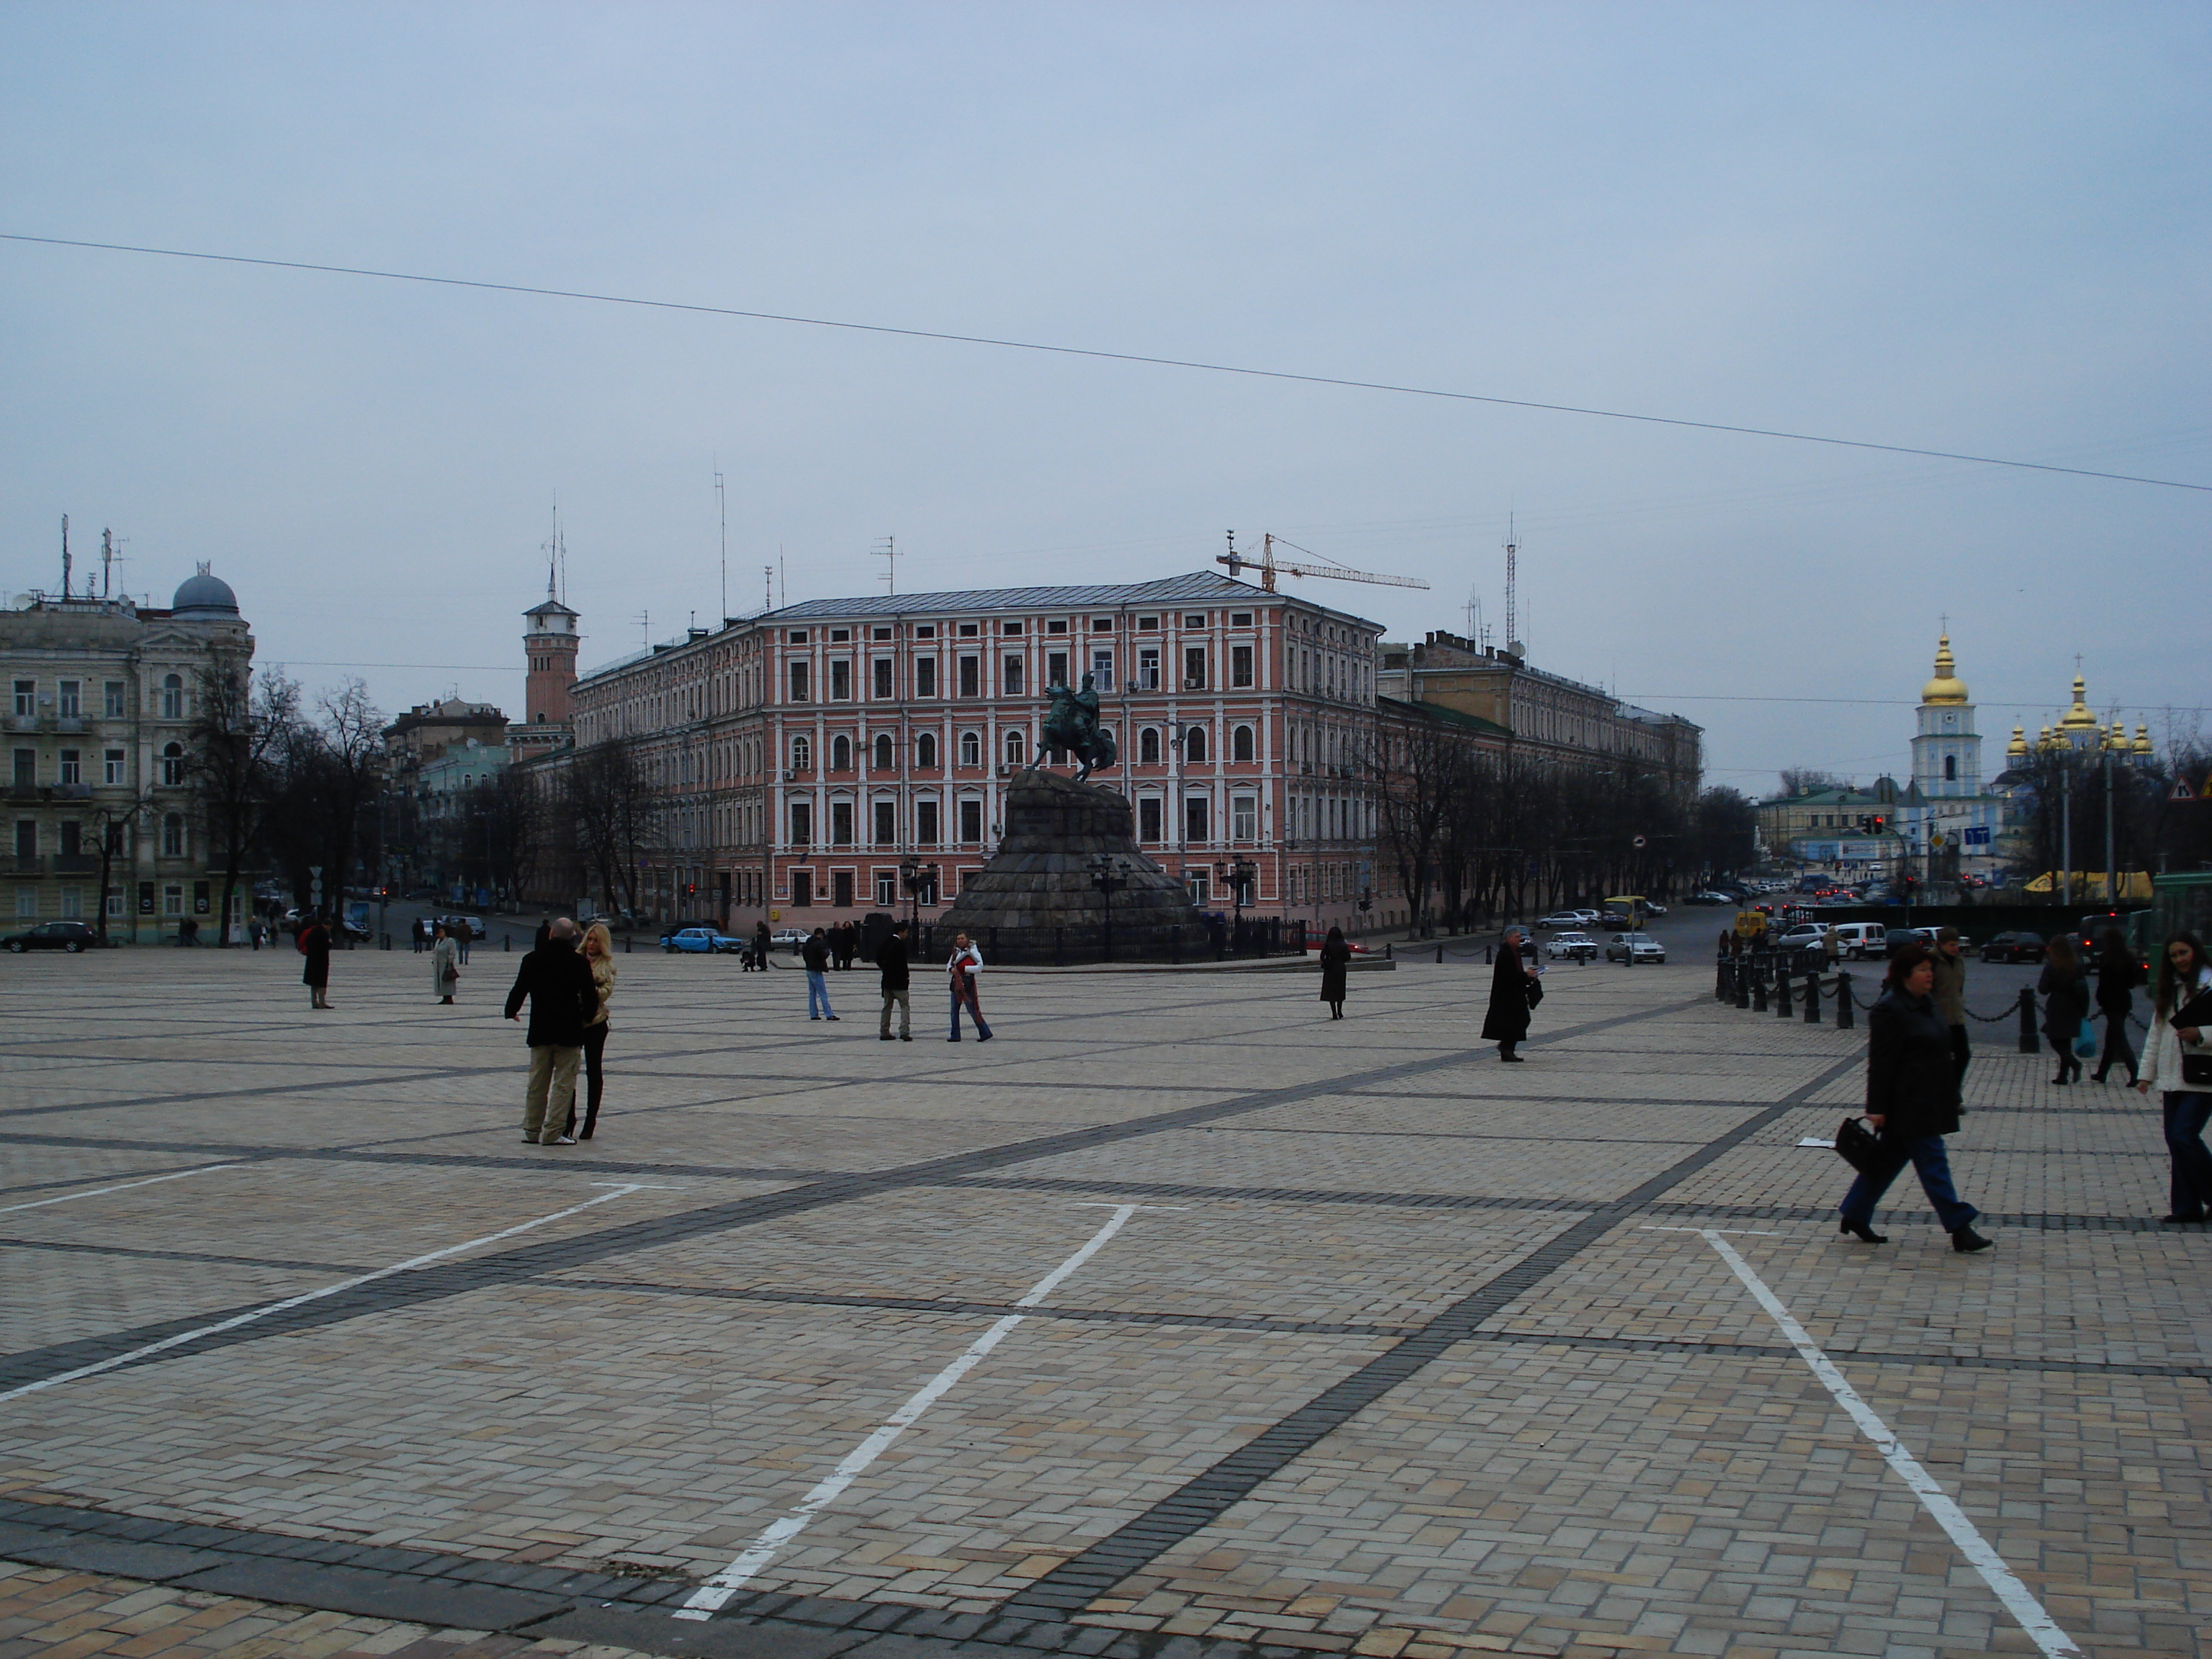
[675,1204,1146,1621]
[0,1182,651,1408]
[0,1163,241,1216]
[1697,1230,2082,1659]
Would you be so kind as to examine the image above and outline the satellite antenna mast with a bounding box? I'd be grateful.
[1503,515,1519,656]
[763,564,774,614]
[60,515,71,598]
[873,535,899,596]
[100,527,117,598]
[714,464,728,622]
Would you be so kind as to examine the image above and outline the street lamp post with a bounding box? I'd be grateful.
[1088,853,1129,961]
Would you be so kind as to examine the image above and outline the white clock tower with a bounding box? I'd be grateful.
[1910,634,1980,799]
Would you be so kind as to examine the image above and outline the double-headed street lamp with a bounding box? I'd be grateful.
[1088,853,1132,961]
[1215,853,1256,947]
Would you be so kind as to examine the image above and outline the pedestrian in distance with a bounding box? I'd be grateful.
[410,917,427,953]
[2091,927,2144,1085]
[2136,931,2212,1225]
[748,919,771,972]
[430,922,459,1005]
[1839,942,1992,1252]
[878,920,913,1040]
[1930,927,1969,1090]
[297,912,333,1010]
[504,917,595,1146]
[1318,925,1352,1020]
[454,922,471,966]
[1482,925,1539,1061]
[565,921,619,1140]
[948,932,992,1041]
[2040,933,2090,1084]
[804,927,839,1020]
[1823,925,1841,971]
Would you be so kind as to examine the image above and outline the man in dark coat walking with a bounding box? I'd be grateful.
[505,917,597,1146]
[1482,925,1537,1061]
[877,921,912,1040]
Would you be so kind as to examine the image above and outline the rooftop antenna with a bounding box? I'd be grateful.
[763,563,774,614]
[779,549,786,611]
[873,534,899,596]
[100,526,125,599]
[1503,515,1519,658]
[638,608,650,649]
[60,515,71,598]
[714,463,728,622]
[543,499,560,601]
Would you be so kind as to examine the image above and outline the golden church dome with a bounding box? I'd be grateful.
[2007,724,2028,760]
[2135,723,2154,755]
[2057,674,2100,732]
[1920,635,1969,705]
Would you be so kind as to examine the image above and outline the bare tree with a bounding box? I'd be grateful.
[1778,768,1849,798]
[190,665,298,944]
[565,737,660,920]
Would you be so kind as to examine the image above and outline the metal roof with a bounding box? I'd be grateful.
[756,570,1375,625]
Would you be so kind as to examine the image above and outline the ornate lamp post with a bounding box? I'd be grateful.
[1088,853,1130,961]
[1216,853,1257,948]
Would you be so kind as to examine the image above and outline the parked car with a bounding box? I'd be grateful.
[1830,922,1888,959]
[1884,926,1938,954]
[1604,932,1665,963]
[1535,912,1585,930]
[1,920,102,953]
[770,927,809,951]
[1776,923,1827,950]
[1685,891,1731,906]
[1545,930,1599,962]
[665,926,745,954]
[1980,930,2048,964]
[1640,901,1668,917]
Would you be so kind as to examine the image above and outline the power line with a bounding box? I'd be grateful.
[6,229,2208,495]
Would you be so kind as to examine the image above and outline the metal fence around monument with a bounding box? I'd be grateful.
[917,914,1308,966]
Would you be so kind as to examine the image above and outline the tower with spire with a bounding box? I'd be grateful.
[1910,634,1980,799]
[514,569,580,761]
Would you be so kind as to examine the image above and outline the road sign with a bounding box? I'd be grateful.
[2175,779,2198,802]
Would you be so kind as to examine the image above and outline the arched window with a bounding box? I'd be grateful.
[916,732,938,769]
[1944,755,1957,781]
[832,734,852,772]
[960,730,981,768]
[790,735,811,773]
[1184,725,1208,763]
[873,734,894,770]
[161,742,186,787]
[160,674,183,720]
[1232,724,1254,763]
[1004,729,1026,765]
[1139,727,1161,765]
[161,812,184,858]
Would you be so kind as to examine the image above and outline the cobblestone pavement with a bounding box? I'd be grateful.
[0,948,2204,1659]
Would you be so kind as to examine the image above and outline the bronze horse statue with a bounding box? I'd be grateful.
[1040,673,1118,782]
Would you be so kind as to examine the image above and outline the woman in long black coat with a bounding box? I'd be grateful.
[2040,934,2090,1084]
[299,914,332,1010]
[1838,942,1990,1251]
[1318,927,1352,1019]
[1481,926,1536,1061]
[2090,927,2142,1084]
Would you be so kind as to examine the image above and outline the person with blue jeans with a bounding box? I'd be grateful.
[804,927,838,1021]
[1840,940,1992,1253]
[2137,931,2212,1225]
[948,932,992,1042]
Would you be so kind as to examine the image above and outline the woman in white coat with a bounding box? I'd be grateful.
[2137,931,2212,1225]
[429,923,460,1005]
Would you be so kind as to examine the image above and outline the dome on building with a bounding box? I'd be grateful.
[171,562,240,619]
[1920,635,1969,705]
[2134,723,2155,755]
[2007,724,2028,760]
[2057,673,2100,733]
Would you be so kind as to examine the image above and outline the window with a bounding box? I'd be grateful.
[106,889,125,918]
[1138,798,1162,842]
[13,821,32,858]
[60,821,81,856]
[873,626,891,641]
[915,732,938,768]
[1002,656,1025,696]
[1047,651,1069,688]
[832,870,854,907]
[1945,755,1957,781]
[790,801,813,845]
[1137,616,1158,631]
[959,799,984,844]
[831,734,852,770]
[1186,796,1210,844]
[830,628,850,642]
[1184,613,1206,628]
[788,660,811,702]
[958,656,980,698]
[104,749,125,785]
[14,886,35,919]
[1232,724,1254,763]
[1231,611,1252,627]
[162,882,183,914]
[873,659,893,699]
[791,868,812,906]
[917,624,936,639]
[60,886,81,919]
[58,750,81,785]
[876,871,897,906]
[873,800,896,845]
[1184,725,1208,763]
[161,675,183,719]
[12,750,31,788]
[873,734,894,770]
[960,730,982,768]
[1187,871,1209,906]
[1046,619,1068,634]
[831,801,853,846]
[161,813,185,858]
[1233,794,1256,840]
[57,680,80,718]
[1231,644,1254,688]
[787,630,810,644]
[916,658,938,698]
[916,799,940,845]
[1004,729,1025,765]
[1137,647,1160,690]
[11,680,31,717]
[1090,649,1115,692]
[1139,727,1161,765]
[1002,620,1023,636]
[830,660,851,701]
[161,742,185,786]
[790,735,811,772]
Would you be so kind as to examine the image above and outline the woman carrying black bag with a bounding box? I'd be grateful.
[2090,927,2144,1084]
[1481,926,1539,1061]
[1838,942,1992,1252]
[2136,932,2212,1225]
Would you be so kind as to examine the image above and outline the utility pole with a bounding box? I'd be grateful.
[715,466,728,622]
[874,536,899,596]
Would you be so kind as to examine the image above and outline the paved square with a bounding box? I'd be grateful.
[1,946,2206,1659]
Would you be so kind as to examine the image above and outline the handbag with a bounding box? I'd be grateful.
[1524,974,1545,1009]
[2072,1028,2098,1060]
[2173,989,2212,1086]
[1835,1116,1884,1174]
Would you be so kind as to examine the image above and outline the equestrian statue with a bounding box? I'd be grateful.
[1040,673,1118,782]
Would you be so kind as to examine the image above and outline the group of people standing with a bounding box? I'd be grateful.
[2036,927,2149,1087]
[503,917,618,1146]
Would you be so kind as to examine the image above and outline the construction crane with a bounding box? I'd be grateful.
[1215,531,1429,594]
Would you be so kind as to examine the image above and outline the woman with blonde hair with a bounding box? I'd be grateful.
[564,921,619,1139]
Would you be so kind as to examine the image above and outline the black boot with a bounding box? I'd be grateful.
[1840,1218,1887,1244]
[1951,1225,1993,1253]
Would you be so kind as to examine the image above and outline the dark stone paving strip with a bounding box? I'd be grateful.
[0,1235,359,1273]
[1640,1200,2183,1232]
[1455,1327,2212,1379]
[0,995,1710,1392]
[1001,1047,1869,1619]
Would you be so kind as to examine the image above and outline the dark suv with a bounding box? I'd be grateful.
[1980,931,2047,964]
[2,920,102,953]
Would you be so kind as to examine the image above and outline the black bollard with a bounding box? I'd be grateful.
[2017,984,2038,1053]
[1735,960,1752,1010]
[1437,943,1444,964]
[1775,970,1793,1017]
[1716,956,1732,1000]
[1835,970,1855,1030]
[623,932,630,953]
[1751,964,1768,1012]
[1804,971,1822,1023]
[1385,940,1393,961]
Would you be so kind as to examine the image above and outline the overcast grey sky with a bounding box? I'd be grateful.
[4,3,2206,791]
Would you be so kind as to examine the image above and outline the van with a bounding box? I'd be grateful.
[1830,922,1888,961]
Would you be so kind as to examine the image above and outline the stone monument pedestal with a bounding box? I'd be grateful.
[936,769,1202,963]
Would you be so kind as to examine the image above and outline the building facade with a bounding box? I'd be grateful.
[2,566,254,938]
[536,572,1388,934]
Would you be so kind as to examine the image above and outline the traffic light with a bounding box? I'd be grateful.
[1869,814,1886,833]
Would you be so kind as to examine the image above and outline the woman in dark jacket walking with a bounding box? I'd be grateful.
[1481,927,1537,1061]
[2040,934,2090,1084]
[2090,927,2143,1085]
[298,914,332,1010]
[1318,927,1352,1019]
[1838,942,1990,1251]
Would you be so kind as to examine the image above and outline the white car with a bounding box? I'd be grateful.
[1605,932,1666,964]
[1545,931,1599,961]
[1536,912,1584,930]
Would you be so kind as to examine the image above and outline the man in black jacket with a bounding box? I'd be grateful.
[505,917,597,1145]
[877,922,912,1040]
[804,927,838,1021]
